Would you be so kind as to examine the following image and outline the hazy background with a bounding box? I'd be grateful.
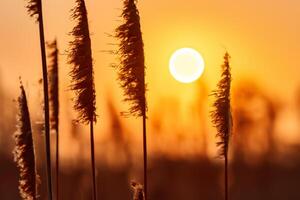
[0,0,300,199]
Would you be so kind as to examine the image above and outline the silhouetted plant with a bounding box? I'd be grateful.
[68,0,97,199]
[13,82,39,200]
[24,0,52,199]
[211,52,232,200]
[263,96,277,160]
[131,182,145,200]
[25,0,40,21]
[115,0,148,199]
[107,95,133,168]
[107,97,124,144]
[47,39,59,200]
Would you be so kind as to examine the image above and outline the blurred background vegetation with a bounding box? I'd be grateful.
[1,79,300,200]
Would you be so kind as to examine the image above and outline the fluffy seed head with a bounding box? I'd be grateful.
[211,52,233,158]
[13,83,38,200]
[68,0,96,124]
[25,0,41,22]
[115,0,147,117]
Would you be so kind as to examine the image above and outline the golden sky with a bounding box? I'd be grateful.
[0,0,300,159]
[1,0,300,97]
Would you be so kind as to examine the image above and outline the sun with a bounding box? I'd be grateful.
[169,48,205,83]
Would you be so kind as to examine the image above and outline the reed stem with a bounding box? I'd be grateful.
[142,114,147,200]
[56,126,59,200]
[90,121,97,200]
[225,154,228,200]
[38,1,52,199]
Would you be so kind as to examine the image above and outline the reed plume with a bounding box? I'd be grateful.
[115,0,148,199]
[68,0,97,199]
[115,0,147,117]
[13,83,38,200]
[25,0,40,21]
[47,39,59,200]
[24,0,52,199]
[131,182,145,200]
[211,52,232,200]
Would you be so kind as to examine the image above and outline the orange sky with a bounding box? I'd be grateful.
[1,0,300,97]
[0,0,300,156]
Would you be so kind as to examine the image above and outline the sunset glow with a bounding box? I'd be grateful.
[169,48,205,83]
[1,0,300,199]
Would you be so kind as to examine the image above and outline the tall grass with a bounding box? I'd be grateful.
[47,39,59,200]
[131,182,145,200]
[107,96,133,168]
[107,96,124,145]
[115,0,148,199]
[24,0,52,199]
[211,52,233,200]
[68,0,97,199]
[13,82,39,200]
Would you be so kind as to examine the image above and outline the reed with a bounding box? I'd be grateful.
[107,96,133,168]
[107,97,124,144]
[68,0,97,199]
[211,52,233,200]
[115,0,148,199]
[24,0,52,199]
[47,39,59,200]
[131,182,145,200]
[13,82,38,200]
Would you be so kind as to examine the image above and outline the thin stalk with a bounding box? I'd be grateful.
[56,126,59,200]
[225,110,231,200]
[210,52,232,200]
[90,121,97,200]
[38,1,52,199]
[142,114,147,200]
[225,154,228,200]
[114,0,147,198]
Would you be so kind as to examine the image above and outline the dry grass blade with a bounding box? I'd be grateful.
[13,83,38,200]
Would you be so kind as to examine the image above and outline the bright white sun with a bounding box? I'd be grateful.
[169,48,205,83]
